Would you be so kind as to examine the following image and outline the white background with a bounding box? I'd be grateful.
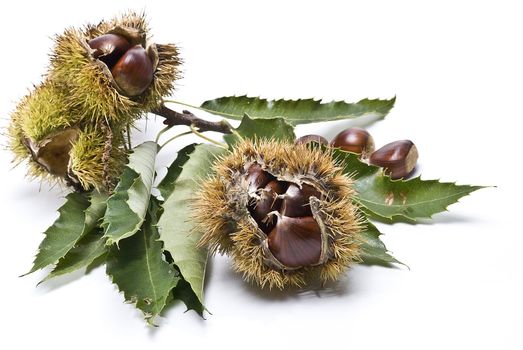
[1,1,522,349]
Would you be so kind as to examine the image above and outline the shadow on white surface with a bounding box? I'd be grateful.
[34,266,97,294]
[222,262,354,302]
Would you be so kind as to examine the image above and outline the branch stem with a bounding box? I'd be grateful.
[152,104,232,134]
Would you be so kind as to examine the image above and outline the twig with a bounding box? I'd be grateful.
[152,104,232,134]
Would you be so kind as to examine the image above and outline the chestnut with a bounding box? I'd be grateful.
[369,140,418,179]
[330,127,375,158]
[267,216,322,268]
[281,183,322,218]
[249,180,287,233]
[295,134,328,146]
[88,33,131,69]
[111,45,154,97]
[245,163,275,193]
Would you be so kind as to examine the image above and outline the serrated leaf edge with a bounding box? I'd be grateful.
[200,95,396,122]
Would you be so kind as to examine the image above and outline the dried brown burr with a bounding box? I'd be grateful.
[194,139,362,289]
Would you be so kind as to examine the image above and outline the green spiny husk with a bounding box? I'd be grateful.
[68,123,127,192]
[8,12,180,191]
[18,83,79,142]
[8,82,80,181]
[47,11,181,124]
[8,80,128,190]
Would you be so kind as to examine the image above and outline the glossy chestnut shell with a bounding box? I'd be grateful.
[331,127,375,158]
[369,140,418,179]
[111,45,154,97]
[87,33,132,69]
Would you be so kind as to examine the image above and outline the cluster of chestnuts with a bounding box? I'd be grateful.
[296,127,419,180]
[8,12,180,191]
[195,130,419,289]
[246,163,325,268]
[88,33,154,97]
[195,139,362,289]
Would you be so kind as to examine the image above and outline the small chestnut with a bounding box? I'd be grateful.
[249,180,287,233]
[88,33,131,69]
[295,134,328,146]
[330,127,375,158]
[111,45,154,97]
[369,140,418,179]
[246,163,275,193]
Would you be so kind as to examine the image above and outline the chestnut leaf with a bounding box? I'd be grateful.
[38,191,108,281]
[333,149,484,221]
[223,113,295,146]
[200,95,396,125]
[102,141,158,245]
[24,191,105,275]
[158,144,227,305]
[157,143,197,200]
[40,229,107,283]
[359,220,404,267]
[171,277,205,317]
[106,198,179,325]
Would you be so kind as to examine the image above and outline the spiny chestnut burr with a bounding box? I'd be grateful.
[10,12,180,191]
[87,33,131,69]
[295,134,328,146]
[331,127,375,158]
[194,139,362,289]
[48,12,181,124]
[111,45,154,97]
[369,140,418,179]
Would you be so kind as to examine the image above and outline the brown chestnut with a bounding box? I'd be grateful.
[245,163,275,193]
[88,34,131,69]
[330,127,375,158]
[111,45,154,97]
[249,180,287,233]
[369,140,418,179]
[295,134,328,146]
[281,183,322,218]
[267,216,322,268]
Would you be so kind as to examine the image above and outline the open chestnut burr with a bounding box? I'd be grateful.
[88,33,154,97]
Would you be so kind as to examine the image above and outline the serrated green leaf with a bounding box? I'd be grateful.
[158,144,227,304]
[103,141,158,245]
[333,148,484,221]
[24,192,90,275]
[41,230,107,282]
[200,95,396,125]
[157,143,197,200]
[82,191,108,232]
[37,191,108,280]
[106,198,179,324]
[172,278,205,316]
[223,114,296,146]
[359,221,403,267]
